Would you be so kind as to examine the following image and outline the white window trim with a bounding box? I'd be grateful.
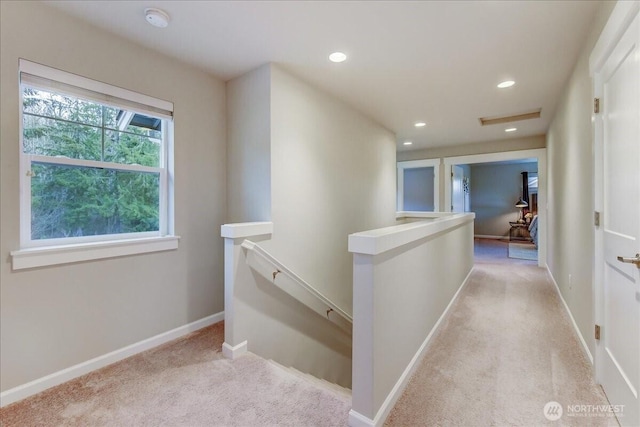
[11,236,180,270]
[397,159,441,212]
[13,59,178,269]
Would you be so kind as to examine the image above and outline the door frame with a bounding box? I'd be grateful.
[451,165,465,212]
[590,0,640,385]
[443,148,547,268]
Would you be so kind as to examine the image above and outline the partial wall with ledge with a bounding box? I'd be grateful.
[348,213,475,426]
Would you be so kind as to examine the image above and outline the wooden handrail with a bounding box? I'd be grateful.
[241,240,352,333]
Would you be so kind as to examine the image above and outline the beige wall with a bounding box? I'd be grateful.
[0,2,227,392]
[227,65,271,222]
[268,65,397,312]
[228,64,397,314]
[546,1,615,358]
[224,63,397,387]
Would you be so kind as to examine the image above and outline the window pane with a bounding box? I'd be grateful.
[104,129,160,167]
[30,162,159,240]
[23,115,102,160]
[23,87,105,126]
[403,167,435,211]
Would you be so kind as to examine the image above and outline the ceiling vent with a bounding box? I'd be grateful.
[479,109,541,126]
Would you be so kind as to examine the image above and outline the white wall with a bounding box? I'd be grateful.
[0,2,227,392]
[546,1,615,358]
[470,162,537,237]
[228,64,397,314]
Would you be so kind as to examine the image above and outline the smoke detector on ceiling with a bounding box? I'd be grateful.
[145,8,170,28]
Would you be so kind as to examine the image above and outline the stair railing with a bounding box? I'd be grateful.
[241,240,352,333]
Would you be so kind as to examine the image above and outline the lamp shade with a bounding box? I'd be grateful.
[515,198,528,208]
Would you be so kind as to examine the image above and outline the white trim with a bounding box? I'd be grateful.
[222,341,248,360]
[0,312,223,407]
[348,409,375,427]
[397,158,440,212]
[18,63,174,250]
[349,213,474,255]
[11,235,180,270]
[546,266,593,364]
[442,148,547,268]
[220,221,273,239]
[349,268,474,427]
[589,1,640,75]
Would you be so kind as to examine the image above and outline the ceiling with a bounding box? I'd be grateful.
[44,1,600,151]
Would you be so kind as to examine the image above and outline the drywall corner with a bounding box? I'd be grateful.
[226,64,272,223]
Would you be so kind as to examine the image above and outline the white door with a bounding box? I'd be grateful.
[595,7,639,426]
[452,165,464,212]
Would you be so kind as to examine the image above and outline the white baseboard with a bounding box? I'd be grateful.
[474,234,508,240]
[348,268,474,427]
[348,408,375,427]
[222,340,248,359]
[0,311,224,408]
[545,266,593,364]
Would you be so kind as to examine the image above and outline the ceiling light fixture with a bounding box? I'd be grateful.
[145,8,170,28]
[403,141,413,146]
[329,52,347,63]
[497,80,515,89]
[414,122,426,127]
[505,127,517,132]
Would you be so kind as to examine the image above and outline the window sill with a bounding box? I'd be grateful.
[10,236,180,271]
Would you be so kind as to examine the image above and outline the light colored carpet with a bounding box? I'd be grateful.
[385,260,618,427]
[0,322,351,426]
[509,241,538,261]
[1,240,615,427]
[474,238,536,265]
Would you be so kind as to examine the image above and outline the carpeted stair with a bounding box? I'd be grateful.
[267,359,352,399]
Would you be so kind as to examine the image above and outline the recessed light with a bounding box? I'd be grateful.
[414,122,426,127]
[497,80,515,89]
[505,127,517,132]
[145,8,170,28]
[329,52,347,63]
[403,141,413,146]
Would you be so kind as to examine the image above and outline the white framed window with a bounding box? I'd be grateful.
[12,60,178,269]
[397,159,440,212]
